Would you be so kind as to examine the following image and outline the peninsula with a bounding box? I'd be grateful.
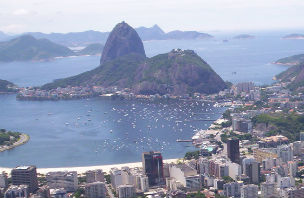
[0,35,75,62]
[0,79,18,93]
[274,54,304,66]
[37,22,226,99]
[0,129,29,152]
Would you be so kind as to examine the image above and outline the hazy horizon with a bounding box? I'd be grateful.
[1,0,304,34]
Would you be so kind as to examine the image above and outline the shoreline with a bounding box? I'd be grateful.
[0,158,179,175]
[0,133,29,153]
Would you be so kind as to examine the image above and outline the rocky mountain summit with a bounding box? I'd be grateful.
[43,22,226,95]
[100,21,146,64]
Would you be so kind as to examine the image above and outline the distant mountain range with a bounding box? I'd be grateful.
[0,25,213,47]
[42,22,226,95]
[282,34,304,40]
[0,35,104,62]
[76,43,104,56]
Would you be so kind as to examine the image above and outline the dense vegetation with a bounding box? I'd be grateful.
[252,113,304,142]
[275,54,304,65]
[0,129,21,146]
[42,50,226,95]
[184,150,200,160]
[0,35,74,62]
[220,132,253,143]
[0,79,16,92]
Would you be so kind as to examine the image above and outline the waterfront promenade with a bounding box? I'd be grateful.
[0,158,178,175]
[0,133,29,152]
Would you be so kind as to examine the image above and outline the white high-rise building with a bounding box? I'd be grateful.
[288,161,298,177]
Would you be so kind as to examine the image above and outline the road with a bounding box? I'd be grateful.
[106,184,116,198]
[0,133,29,152]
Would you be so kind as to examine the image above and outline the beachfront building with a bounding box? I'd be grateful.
[85,182,106,198]
[11,166,38,193]
[117,184,135,198]
[4,185,28,198]
[142,151,164,186]
[110,167,149,193]
[46,171,78,192]
[86,170,104,183]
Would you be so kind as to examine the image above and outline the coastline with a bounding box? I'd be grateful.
[272,62,298,66]
[0,133,29,153]
[0,158,179,175]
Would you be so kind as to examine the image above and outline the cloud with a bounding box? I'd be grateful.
[0,24,26,33]
[12,9,30,16]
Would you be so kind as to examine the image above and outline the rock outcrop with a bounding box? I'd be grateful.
[100,21,146,64]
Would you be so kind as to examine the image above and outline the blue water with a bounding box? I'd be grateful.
[0,34,304,168]
[0,94,224,167]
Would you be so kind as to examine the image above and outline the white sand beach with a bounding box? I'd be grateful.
[0,158,179,175]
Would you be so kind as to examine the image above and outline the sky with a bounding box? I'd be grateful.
[0,0,304,34]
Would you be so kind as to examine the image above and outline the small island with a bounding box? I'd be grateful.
[283,33,304,40]
[0,129,29,152]
[233,34,255,40]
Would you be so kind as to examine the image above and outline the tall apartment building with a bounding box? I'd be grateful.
[117,185,135,198]
[46,171,78,192]
[11,166,38,193]
[241,184,258,198]
[261,182,276,198]
[85,182,106,198]
[227,139,240,164]
[223,181,243,198]
[142,151,164,186]
[243,159,260,184]
[86,170,104,183]
[0,172,8,188]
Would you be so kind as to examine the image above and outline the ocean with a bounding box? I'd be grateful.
[0,32,303,168]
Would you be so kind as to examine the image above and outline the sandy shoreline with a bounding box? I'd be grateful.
[0,158,179,175]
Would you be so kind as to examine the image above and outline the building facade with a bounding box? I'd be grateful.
[142,151,164,186]
[11,166,38,193]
